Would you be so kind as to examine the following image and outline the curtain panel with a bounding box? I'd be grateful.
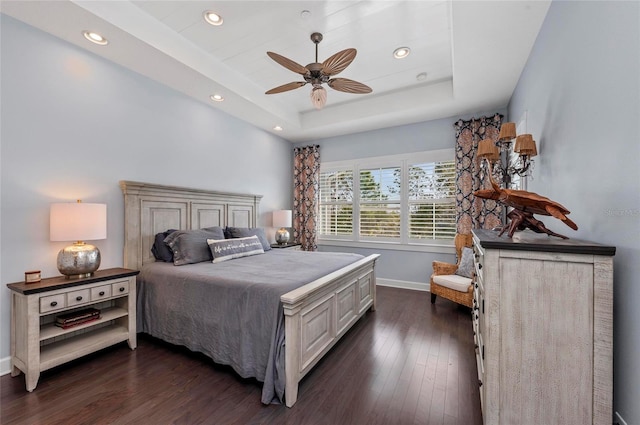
[454,114,504,234]
[293,145,320,251]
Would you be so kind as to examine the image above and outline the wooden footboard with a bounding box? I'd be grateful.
[280,254,379,407]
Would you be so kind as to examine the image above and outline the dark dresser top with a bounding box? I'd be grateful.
[472,229,616,256]
[6,268,139,295]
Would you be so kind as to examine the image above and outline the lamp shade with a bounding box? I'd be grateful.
[272,210,292,228]
[310,87,327,110]
[498,122,517,141]
[50,202,107,242]
[477,138,500,161]
[514,134,537,157]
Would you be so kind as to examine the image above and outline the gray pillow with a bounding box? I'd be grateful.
[151,229,177,262]
[164,227,225,266]
[207,236,265,263]
[455,247,475,278]
[226,227,271,251]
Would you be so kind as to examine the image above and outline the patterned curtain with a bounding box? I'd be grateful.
[293,145,320,251]
[454,114,504,234]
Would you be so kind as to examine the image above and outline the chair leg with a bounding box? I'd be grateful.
[430,293,436,304]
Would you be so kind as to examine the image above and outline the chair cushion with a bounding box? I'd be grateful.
[433,274,473,292]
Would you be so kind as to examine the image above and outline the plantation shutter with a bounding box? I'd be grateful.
[319,169,353,237]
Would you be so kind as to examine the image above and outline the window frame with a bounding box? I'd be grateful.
[318,149,456,249]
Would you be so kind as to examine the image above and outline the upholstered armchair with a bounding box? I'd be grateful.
[430,233,474,308]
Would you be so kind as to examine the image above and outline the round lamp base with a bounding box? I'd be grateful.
[57,242,101,279]
[275,228,290,245]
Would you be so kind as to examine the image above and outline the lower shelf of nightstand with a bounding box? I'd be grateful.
[40,325,129,372]
[40,307,128,341]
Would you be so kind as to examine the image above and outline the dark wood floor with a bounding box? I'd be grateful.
[1,286,482,425]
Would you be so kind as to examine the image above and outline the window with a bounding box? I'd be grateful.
[407,161,456,240]
[318,170,353,237]
[319,149,456,245]
[359,166,401,240]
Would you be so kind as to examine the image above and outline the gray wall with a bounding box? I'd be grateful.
[0,16,293,361]
[508,1,640,423]
[296,110,506,285]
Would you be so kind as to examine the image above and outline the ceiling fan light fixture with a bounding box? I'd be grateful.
[203,11,224,26]
[393,47,411,59]
[310,87,327,110]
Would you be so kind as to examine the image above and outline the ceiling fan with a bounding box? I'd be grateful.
[265,32,372,110]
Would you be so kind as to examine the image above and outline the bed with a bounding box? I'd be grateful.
[120,181,379,407]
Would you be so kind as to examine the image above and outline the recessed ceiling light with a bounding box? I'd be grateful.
[82,31,108,46]
[416,72,428,81]
[210,94,224,102]
[393,47,410,59]
[273,126,283,131]
[203,11,224,26]
[300,10,311,20]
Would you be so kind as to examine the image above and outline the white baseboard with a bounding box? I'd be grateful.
[377,278,429,292]
[615,411,628,425]
[1,356,11,376]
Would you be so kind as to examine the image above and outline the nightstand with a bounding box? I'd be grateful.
[6,267,139,392]
[270,243,302,251]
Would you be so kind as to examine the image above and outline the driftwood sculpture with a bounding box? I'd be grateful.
[474,160,578,239]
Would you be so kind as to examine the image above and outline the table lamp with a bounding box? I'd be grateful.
[272,210,292,245]
[50,200,107,278]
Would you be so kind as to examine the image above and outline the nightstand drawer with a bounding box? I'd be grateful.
[67,289,91,307]
[91,285,111,301]
[111,281,129,296]
[40,294,66,313]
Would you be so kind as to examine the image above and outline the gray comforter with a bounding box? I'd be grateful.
[137,249,364,404]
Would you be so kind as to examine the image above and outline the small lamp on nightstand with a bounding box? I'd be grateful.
[50,200,107,279]
[272,209,292,245]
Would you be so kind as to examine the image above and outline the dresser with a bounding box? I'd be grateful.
[7,268,139,391]
[472,229,615,425]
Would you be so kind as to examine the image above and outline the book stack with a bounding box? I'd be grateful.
[55,308,101,329]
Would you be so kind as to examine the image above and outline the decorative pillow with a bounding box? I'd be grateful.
[164,227,226,266]
[455,247,475,279]
[207,236,265,263]
[151,229,177,262]
[225,227,271,251]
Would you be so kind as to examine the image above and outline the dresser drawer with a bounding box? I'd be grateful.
[111,280,129,296]
[67,288,91,307]
[91,285,111,301]
[40,294,66,313]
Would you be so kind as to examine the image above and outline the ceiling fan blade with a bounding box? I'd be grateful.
[267,52,309,75]
[265,81,307,94]
[328,78,372,94]
[322,48,357,76]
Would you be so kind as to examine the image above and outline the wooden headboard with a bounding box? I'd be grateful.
[120,181,262,270]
